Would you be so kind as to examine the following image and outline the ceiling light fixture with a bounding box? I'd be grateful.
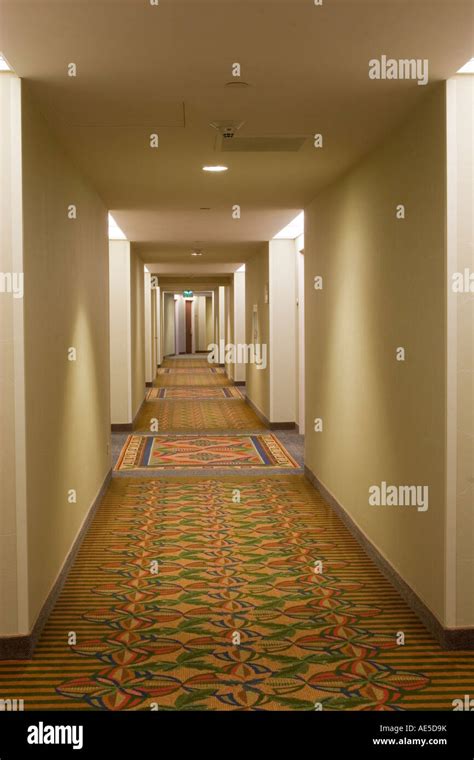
[202,165,228,172]
[191,251,203,257]
[457,57,474,74]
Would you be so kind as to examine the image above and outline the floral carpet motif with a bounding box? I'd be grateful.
[115,434,298,470]
[1,477,472,710]
[2,359,473,711]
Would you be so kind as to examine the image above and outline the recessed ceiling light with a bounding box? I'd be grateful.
[202,165,228,172]
[457,57,474,74]
[0,53,13,72]
[200,207,211,210]
[191,251,203,256]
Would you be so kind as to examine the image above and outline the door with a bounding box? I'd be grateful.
[185,300,192,353]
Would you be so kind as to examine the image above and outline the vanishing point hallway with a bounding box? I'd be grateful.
[0,357,473,711]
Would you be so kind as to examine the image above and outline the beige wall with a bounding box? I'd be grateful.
[22,84,111,628]
[109,240,132,424]
[225,284,233,378]
[206,295,213,349]
[196,295,207,351]
[296,237,305,433]
[130,246,145,417]
[245,244,270,419]
[0,74,27,634]
[163,292,175,355]
[233,271,246,382]
[446,75,474,627]
[155,284,162,366]
[144,269,153,385]
[151,286,157,377]
[305,85,447,622]
[269,239,297,423]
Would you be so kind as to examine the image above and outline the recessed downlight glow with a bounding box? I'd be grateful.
[191,251,203,256]
[457,58,474,74]
[202,165,228,172]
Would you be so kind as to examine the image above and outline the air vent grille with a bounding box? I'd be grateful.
[220,137,306,152]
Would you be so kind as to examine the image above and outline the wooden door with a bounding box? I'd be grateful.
[185,300,192,353]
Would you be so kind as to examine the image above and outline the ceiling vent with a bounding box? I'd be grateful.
[209,121,306,152]
[220,136,306,152]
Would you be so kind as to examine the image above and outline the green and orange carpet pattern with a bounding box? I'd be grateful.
[1,476,473,711]
[134,400,264,432]
[146,387,243,401]
[154,373,233,387]
[115,434,298,471]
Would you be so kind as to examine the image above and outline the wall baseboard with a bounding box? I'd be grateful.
[304,465,474,650]
[269,421,296,431]
[0,468,112,660]
[244,395,296,430]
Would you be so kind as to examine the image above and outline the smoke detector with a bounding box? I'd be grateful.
[209,120,245,140]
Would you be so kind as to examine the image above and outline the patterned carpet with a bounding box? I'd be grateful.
[162,358,213,368]
[158,368,225,375]
[146,387,243,400]
[115,434,298,471]
[155,374,233,387]
[3,355,473,711]
[2,476,473,711]
[134,400,264,432]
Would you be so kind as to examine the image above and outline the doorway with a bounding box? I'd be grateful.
[185,299,192,353]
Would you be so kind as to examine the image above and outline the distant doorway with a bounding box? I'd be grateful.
[185,300,193,353]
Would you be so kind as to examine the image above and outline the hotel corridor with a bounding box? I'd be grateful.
[0,357,473,711]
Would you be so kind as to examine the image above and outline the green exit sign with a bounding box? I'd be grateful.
[183,290,193,298]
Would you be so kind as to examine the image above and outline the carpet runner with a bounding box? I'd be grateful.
[134,400,264,432]
[115,434,299,471]
[146,387,243,401]
[154,374,233,387]
[1,476,472,711]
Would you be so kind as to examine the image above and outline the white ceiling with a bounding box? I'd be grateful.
[0,0,472,266]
